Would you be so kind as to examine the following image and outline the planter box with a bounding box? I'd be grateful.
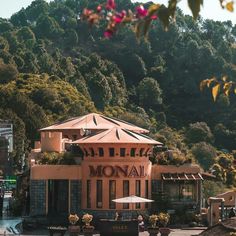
[68,225,80,236]
[159,227,171,236]
[147,227,159,236]
[98,219,139,236]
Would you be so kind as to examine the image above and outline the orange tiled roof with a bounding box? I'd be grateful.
[40,113,149,133]
[71,127,162,145]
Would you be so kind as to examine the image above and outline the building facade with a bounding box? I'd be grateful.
[29,113,204,217]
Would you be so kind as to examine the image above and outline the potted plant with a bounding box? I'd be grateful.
[82,213,94,235]
[158,212,171,236]
[68,214,80,236]
[147,214,159,236]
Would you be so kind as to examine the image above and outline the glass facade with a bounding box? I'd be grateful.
[97,180,103,208]
[135,180,141,209]
[164,181,195,202]
[87,180,91,208]
[123,180,129,209]
[109,180,116,209]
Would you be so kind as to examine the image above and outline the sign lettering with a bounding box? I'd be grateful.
[89,165,146,178]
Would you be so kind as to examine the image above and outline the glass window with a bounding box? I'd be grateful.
[89,148,95,157]
[123,180,129,209]
[109,180,116,209]
[98,148,104,157]
[97,180,103,208]
[120,148,126,157]
[139,148,144,157]
[87,180,91,208]
[163,182,195,202]
[109,148,115,157]
[136,180,141,209]
[131,148,136,157]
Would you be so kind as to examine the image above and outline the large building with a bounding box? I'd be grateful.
[29,113,204,218]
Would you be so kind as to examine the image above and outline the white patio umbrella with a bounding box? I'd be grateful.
[112,195,154,203]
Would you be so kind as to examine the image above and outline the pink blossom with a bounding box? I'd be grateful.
[151,15,158,20]
[104,30,113,38]
[97,5,102,13]
[136,5,148,17]
[106,0,116,10]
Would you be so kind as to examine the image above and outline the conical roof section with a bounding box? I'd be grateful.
[40,113,149,133]
[71,127,162,145]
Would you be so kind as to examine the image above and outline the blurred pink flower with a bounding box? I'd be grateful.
[106,0,116,10]
[136,5,148,17]
[97,5,102,13]
[104,30,113,38]
[151,15,158,20]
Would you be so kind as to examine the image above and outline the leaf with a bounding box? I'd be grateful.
[223,82,232,96]
[135,21,144,40]
[234,88,236,94]
[168,0,178,19]
[222,75,228,82]
[226,1,234,12]
[207,77,217,87]
[212,83,221,101]
[148,4,161,16]
[188,0,203,20]
[200,79,208,91]
[143,19,152,40]
[158,5,170,31]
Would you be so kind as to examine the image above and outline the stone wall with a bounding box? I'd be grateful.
[30,180,46,216]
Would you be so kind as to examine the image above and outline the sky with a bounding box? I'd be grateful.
[0,0,235,24]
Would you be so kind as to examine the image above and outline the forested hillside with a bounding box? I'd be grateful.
[0,0,236,190]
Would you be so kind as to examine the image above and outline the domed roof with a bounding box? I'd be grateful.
[71,127,162,145]
[40,113,149,133]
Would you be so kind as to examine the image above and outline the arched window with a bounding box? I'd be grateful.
[139,148,144,157]
[84,148,89,157]
[130,148,136,157]
[109,148,115,157]
[89,148,95,157]
[98,148,104,157]
[120,148,126,157]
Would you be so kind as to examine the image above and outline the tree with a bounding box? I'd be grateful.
[0,61,18,84]
[137,77,162,109]
[185,122,214,144]
[35,14,64,39]
[191,142,217,170]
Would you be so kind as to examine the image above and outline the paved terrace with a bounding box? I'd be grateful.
[0,228,205,236]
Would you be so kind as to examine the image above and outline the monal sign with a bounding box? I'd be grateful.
[89,165,147,178]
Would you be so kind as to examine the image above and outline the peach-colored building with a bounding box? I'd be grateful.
[30,113,204,217]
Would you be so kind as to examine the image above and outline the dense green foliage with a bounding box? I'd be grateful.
[0,0,236,189]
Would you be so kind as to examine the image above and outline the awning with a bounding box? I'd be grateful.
[161,173,203,181]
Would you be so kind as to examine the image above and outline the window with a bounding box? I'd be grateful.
[97,180,103,208]
[145,180,149,208]
[98,148,104,157]
[136,180,141,209]
[84,148,89,157]
[109,148,115,157]
[145,149,150,157]
[109,180,116,209]
[163,182,195,202]
[87,180,91,208]
[139,148,144,157]
[123,180,129,209]
[131,148,136,157]
[120,148,126,157]
[89,148,95,157]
